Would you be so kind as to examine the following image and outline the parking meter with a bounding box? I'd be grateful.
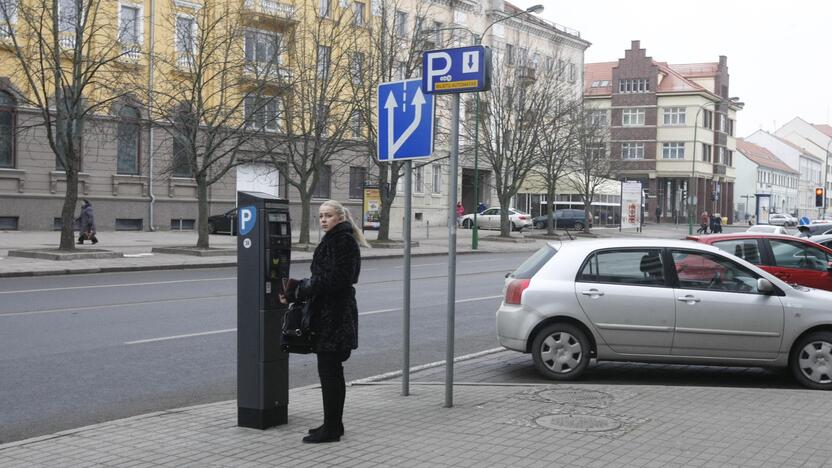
[236,191,292,429]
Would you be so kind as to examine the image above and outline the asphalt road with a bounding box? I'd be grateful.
[0,252,526,443]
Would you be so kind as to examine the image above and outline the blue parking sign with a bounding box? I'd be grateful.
[423,45,491,95]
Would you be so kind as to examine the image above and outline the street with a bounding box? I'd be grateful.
[0,252,524,443]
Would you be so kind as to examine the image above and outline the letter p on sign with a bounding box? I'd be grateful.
[425,52,451,92]
[238,205,257,236]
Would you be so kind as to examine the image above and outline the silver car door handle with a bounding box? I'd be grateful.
[677,295,701,304]
[581,289,604,297]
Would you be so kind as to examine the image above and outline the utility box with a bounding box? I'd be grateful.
[236,191,292,429]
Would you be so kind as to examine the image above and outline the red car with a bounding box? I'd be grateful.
[688,233,832,291]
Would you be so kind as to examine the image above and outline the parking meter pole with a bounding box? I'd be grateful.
[472,94,480,250]
[236,192,291,429]
[445,94,460,409]
[403,160,412,397]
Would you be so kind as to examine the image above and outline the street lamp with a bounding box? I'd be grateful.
[688,96,742,235]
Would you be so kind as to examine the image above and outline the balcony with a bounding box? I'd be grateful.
[58,31,76,50]
[713,163,727,176]
[244,62,292,85]
[118,44,143,63]
[243,0,297,24]
[518,66,536,82]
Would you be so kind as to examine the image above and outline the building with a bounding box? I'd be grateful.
[744,130,824,219]
[584,41,742,224]
[733,139,799,221]
[774,117,832,212]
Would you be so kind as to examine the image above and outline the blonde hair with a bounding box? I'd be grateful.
[320,200,370,248]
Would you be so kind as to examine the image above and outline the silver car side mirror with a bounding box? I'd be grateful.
[757,278,775,294]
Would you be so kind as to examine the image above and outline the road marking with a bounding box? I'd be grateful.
[125,328,237,345]
[123,295,504,345]
[0,277,236,295]
[0,294,235,317]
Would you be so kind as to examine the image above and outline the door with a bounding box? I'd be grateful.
[765,238,832,290]
[480,208,500,229]
[670,249,784,359]
[575,248,676,355]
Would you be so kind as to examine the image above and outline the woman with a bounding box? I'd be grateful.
[455,201,464,226]
[281,200,368,443]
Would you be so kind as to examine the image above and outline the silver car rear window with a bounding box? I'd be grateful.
[510,245,557,279]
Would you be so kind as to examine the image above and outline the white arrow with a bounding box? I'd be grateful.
[389,86,426,158]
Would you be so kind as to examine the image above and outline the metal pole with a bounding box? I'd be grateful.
[445,94,460,408]
[689,108,700,236]
[402,160,412,396]
[472,93,480,250]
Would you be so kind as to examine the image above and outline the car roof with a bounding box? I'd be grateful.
[689,233,796,242]
[549,237,722,253]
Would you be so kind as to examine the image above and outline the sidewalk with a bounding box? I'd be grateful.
[1,349,829,467]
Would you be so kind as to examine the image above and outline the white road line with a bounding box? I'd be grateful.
[125,328,237,345]
[0,277,236,295]
[123,294,504,345]
[0,294,235,318]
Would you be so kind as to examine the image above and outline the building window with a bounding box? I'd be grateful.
[726,150,733,166]
[663,107,686,125]
[702,143,712,162]
[621,108,645,126]
[568,62,576,83]
[350,111,362,138]
[414,164,424,193]
[621,143,644,160]
[352,1,364,26]
[58,0,77,34]
[727,118,734,136]
[350,52,364,83]
[349,166,366,199]
[317,45,330,79]
[116,106,141,175]
[702,109,713,129]
[716,146,725,164]
[431,21,442,47]
[244,96,281,131]
[717,113,726,133]
[590,80,610,87]
[393,10,406,37]
[618,79,649,93]
[662,142,685,159]
[245,30,282,70]
[589,110,607,126]
[172,135,192,177]
[319,0,330,17]
[432,163,441,193]
[312,164,331,198]
[0,91,14,168]
[0,0,18,38]
[505,44,514,65]
[175,15,196,68]
[118,4,142,50]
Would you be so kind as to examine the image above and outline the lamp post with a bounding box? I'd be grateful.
[432,5,544,249]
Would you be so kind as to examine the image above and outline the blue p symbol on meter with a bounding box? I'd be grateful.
[238,205,256,236]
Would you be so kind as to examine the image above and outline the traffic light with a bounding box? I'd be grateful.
[816,187,825,208]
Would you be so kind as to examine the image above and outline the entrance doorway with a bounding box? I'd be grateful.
[461,168,490,213]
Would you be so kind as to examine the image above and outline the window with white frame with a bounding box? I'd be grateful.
[568,62,576,82]
[175,15,196,67]
[312,164,331,198]
[431,21,442,47]
[589,110,607,126]
[505,44,514,65]
[58,0,77,33]
[432,163,441,194]
[621,142,644,160]
[663,107,686,125]
[352,1,364,26]
[0,0,18,38]
[717,113,726,132]
[349,110,362,138]
[662,142,685,159]
[244,95,281,131]
[317,45,330,79]
[618,78,649,93]
[319,0,330,17]
[414,164,424,193]
[621,108,645,126]
[393,10,406,37]
[350,52,364,83]
[118,4,142,50]
[702,143,712,162]
[245,30,282,71]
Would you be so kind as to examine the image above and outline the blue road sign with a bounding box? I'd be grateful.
[377,78,434,162]
[423,45,491,95]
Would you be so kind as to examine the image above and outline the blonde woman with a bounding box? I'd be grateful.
[281,200,368,443]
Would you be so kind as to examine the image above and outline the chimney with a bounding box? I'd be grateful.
[631,40,640,50]
[719,55,727,67]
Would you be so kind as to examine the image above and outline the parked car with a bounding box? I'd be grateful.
[798,223,832,238]
[532,209,587,230]
[747,225,792,235]
[208,208,237,235]
[689,233,832,291]
[811,234,832,250]
[497,238,832,389]
[768,213,798,227]
[460,208,532,231]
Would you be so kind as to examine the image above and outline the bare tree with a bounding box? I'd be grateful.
[469,47,554,237]
[263,0,360,245]
[1,0,140,249]
[566,105,615,231]
[149,0,289,248]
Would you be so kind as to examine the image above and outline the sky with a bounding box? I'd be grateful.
[509,0,832,138]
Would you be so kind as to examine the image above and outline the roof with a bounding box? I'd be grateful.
[736,139,798,174]
[583,60,719,97]
[770,133,818,158]
[813,124,832,138]
[584,62,616,96]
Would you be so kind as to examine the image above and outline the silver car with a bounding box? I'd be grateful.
[461,208,532,231]
[497,238,832,389]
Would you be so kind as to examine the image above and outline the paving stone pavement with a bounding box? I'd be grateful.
[2,349,830,467]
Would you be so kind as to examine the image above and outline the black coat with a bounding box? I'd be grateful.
[77,203,96,233]
[293,221,361,353]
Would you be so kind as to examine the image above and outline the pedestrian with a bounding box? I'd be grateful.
[477,201,487,214]
[455,201,464,226]
[586,210,593,230]
[76,199,98,245]
[749,215,755,226]
[697,210,709,234]
[712,213,723,233]
[280,200,368,443]
[655,206,661,223]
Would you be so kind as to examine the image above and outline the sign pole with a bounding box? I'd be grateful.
[445,94,460,409]
[402,160,412,396]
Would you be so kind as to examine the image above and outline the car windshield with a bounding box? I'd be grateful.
[509,244,557,279]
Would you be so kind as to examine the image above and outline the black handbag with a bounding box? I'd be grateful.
[281,301,315,354]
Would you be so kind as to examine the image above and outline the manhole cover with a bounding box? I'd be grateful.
[535,414,620,432]
[537,389,610,406]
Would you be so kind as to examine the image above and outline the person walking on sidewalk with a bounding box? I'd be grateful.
[280,200,368,443]
[655,206,661,223]
[697,210,709,234]
[455,201,464,226]
[76,199,98,245]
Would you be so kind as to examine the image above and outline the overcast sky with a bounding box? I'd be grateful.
[508,0,832,137]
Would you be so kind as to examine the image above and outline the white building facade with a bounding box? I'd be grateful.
[734,139,799,220]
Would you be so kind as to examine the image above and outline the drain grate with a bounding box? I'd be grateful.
[535,414,620,432]
[537,389,611,407]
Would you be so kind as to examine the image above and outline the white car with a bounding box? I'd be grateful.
[461,208,532,231]
[810,234,832,250]
[747,225,792,235]
[497,238,832,389]
[768,213,798,227]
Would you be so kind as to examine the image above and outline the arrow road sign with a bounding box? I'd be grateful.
[377,78,434,161]
[423,45,491,95]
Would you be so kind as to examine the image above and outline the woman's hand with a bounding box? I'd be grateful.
[278,293,288,305]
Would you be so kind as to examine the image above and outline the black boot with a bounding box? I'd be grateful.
[307,422,344,436]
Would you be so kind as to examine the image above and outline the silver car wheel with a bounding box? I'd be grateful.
[539,331,583,374]
[798,340,832,384]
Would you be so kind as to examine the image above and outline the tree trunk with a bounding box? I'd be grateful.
[298,191,312,244]
[58,162,79,251]
[499,195,512,237]
[547,187,556,235]
[196,173,210,249]
[376,167,393,241]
